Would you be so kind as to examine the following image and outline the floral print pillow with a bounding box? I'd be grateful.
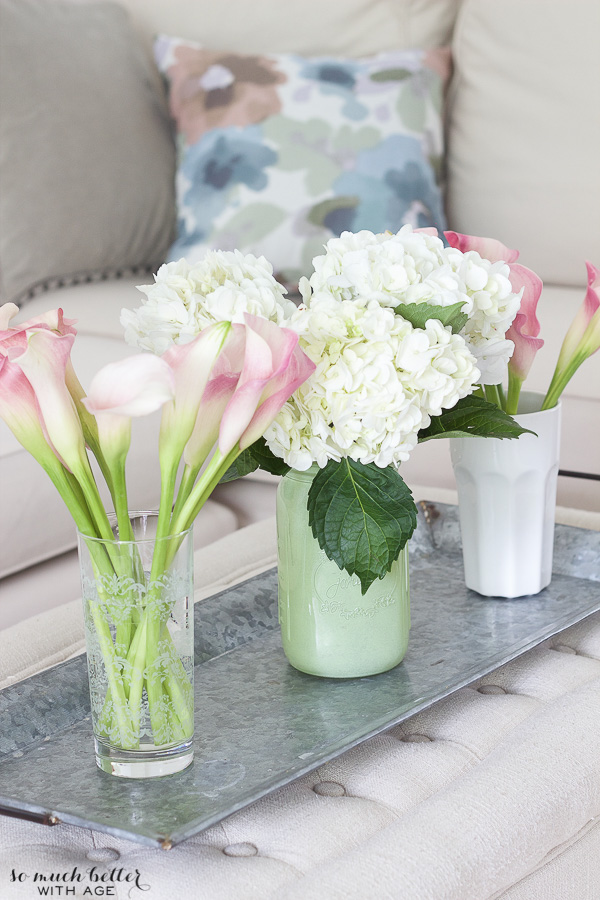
[156,37,450,286]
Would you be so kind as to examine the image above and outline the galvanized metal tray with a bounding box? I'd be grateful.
[0,503,598,848]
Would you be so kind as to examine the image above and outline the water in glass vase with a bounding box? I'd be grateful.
[77,512,194,778]
[276,468,410,678]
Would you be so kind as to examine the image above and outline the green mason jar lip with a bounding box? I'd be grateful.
[283,463,321,482]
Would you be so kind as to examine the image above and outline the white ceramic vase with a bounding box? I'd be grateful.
[450,391,561,598]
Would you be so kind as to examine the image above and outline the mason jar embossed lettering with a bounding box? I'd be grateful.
[277,468,410,678]
[77,511,194,777]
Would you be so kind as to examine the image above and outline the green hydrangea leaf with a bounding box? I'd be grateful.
[248,438,291,477]
[218,447,259,484]
[418,396,535,442]
[307,459,418,595]
[393,301,469,334]
[219,438,290,483]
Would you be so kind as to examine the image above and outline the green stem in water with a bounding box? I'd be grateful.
[136,453,180,745]
[110,456,137,654]
[127,616,148,736]
[86,592,137,749]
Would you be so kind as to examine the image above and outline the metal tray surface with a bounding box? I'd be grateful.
[0,503,598,848]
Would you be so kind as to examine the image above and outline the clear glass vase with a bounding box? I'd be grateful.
[276,468,410,678]
[77,511,194,778]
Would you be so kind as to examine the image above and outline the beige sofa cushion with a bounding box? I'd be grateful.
[0,0,176,305]
[124,0,461,57]
[446,0,600,287]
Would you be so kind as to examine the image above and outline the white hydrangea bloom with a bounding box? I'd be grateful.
[121,251,296,354]
[467,335,516,385]
[264,296,480,469]
[442,247,522,342]
[302,226,523,385]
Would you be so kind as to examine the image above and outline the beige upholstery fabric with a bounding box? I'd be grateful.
[446,0,600,287]
[495,820,600,900]
[0,0,175,305]
[123,0,460,58]
[11,275,145,340]
[0,516,598,900]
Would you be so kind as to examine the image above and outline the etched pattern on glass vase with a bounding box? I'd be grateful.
[81,568,193,750]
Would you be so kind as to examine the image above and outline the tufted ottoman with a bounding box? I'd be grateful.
[1,514,599,900]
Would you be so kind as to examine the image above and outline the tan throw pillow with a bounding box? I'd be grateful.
[0,0,177,306]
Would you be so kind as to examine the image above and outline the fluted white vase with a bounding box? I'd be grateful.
[450,392,561,598]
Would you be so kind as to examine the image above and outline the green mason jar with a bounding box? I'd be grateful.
[276,467,410,678]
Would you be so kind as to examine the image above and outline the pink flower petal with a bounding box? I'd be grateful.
[507,313,544,381]
[556,261,600,369]
[84,355,175,418]
[507,265,543,336]
[218,315,315,455]
[444,231,520,264]
[161,321,232,449]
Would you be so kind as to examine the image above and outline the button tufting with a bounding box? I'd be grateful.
[402,733,432,743]
[86,848,120,862]
[313,781,346,797]
[478,684,506,695]
[223,843,258,858]
[554,643,577,654]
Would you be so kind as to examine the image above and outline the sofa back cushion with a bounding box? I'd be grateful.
[122,0,461,57]
[0,0,176,306]
[446,0,600,288]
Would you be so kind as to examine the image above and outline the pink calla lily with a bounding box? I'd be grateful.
[444,231,520,264]
[0,304,85,465]
[160,321,232,461]
[0,306,77,351]
[218,314,316,455]
[7,328,87,474]
[543,261,600,409]
[183,370,240,469]
[171,314,315,535]
[0,354,55,462]
[506,312,544,382]
[556,261,600,369]
[83,355,175,462]
[0,303,19,330]
[506,264,544,381]
[84,355,175,418]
